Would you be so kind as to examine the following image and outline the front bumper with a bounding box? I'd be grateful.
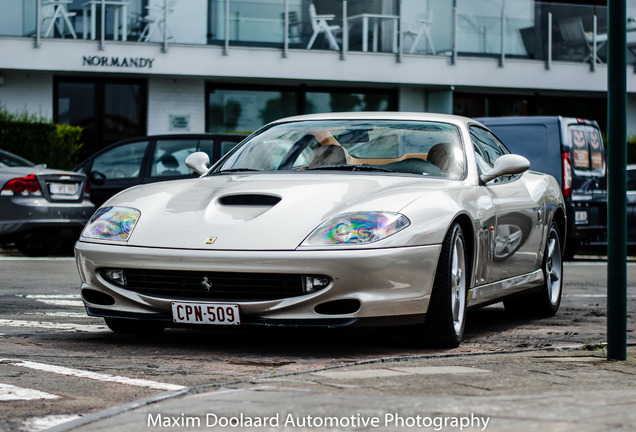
[75,241,442,327]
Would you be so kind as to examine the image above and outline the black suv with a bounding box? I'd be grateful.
[75,134,247,207]
[477,116,607,258]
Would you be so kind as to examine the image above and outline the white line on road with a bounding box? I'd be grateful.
[22,294,84,308]
[1,359,187,392]
[22,415,81,432]
[0,319,106,332]
[0,383,59,401]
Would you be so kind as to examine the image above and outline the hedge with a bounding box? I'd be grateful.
[0,107,83,170]
[629,136,636,165]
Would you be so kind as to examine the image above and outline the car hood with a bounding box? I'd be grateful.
[104,173,454,250]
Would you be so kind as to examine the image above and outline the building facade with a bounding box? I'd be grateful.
[1,0,635,159]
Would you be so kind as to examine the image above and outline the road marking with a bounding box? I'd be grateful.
[0,383,59,401]
[0,319,106,332]
[23,294,84,308]
[565,294,636,298]
[1,359,187,392]
[22,415,81,432]
[0,256,75,261]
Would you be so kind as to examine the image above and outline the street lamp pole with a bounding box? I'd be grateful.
[607,0,627,361]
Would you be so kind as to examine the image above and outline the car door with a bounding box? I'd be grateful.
[628,167,636,245]
[470,125,543,282]
[83,140,150,207]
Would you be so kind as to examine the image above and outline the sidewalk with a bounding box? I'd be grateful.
[49,344,636,432]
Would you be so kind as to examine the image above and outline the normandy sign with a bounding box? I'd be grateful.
[82,55,156,69]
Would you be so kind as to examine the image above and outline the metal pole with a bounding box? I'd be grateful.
[100,0,105,50]
[500,2,505,67]
[607,0,627,361]
[452,2,457,65]
[283,0,289,58]
[35,0,41,47]
[592,14,598,71]
[545,11,552,70]
[224,0,230,55]
[162,0,168,53]
[397,0,402,63]
[341,0,347,61]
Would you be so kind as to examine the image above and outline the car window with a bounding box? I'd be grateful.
[0,150,34,167]
[151,140,203,177]
[92,141,148,180]
[470,125,516,182]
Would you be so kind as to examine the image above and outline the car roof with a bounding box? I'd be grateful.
[269,112,479,127]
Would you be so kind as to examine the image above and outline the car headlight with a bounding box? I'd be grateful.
[303,212,410,246]
[82,206,141,242]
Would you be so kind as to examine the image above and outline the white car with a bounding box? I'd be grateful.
[75,113,566,347]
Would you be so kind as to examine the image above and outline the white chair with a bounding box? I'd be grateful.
[41,0,78,39]
[306,3,340,50]
[403,11,435,55]
[138,0,176,42]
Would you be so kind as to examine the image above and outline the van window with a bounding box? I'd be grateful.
[569,125,605,174]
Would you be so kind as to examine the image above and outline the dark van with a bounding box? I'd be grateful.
[477,116,607,257]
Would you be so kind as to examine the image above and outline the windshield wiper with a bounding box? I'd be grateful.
[308,164,394,173]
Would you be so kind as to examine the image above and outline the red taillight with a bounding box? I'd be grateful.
[84,180,90,197]
[562,152,573,197]
[1,174,42,196]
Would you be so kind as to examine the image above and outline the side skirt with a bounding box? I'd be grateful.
[467,269,544,308]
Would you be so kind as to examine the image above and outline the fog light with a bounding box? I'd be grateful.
[102,269,126,286]
[303,275,331,293]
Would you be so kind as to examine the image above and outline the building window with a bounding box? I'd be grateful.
[55,78,147,159]
[206,85,395,133]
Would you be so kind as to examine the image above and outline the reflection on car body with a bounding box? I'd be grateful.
[75,113,566,347]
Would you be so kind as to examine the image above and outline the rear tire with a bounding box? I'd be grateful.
[421,223,468,348]
[105,318,165,335]
[504,222,563,317]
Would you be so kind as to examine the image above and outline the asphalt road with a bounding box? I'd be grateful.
[0,254,634,432]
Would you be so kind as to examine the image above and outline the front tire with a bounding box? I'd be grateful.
[422,223,468,348]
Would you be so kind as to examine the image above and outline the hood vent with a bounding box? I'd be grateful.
[219,194,281,206]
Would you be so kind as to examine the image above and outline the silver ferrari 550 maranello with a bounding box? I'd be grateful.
[75,112,566,347]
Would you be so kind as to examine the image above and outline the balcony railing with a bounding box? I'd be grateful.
[1,0,635,70]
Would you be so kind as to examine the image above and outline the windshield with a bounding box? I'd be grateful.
[211,120,464,179]
[0,150,34,168]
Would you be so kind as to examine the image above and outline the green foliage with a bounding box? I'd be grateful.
[0,106,83,170]
[628,135,636,165]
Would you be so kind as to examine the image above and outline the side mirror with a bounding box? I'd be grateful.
[480,154,530,184]
[89,170,107,186]
[185,152,211,176]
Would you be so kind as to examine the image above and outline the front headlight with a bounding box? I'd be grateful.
[82,206,141,242]
[302,212,410,246]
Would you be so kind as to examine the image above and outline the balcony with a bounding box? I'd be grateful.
[1,0,635,72]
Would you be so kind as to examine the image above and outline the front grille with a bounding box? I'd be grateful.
[120,269,304,301]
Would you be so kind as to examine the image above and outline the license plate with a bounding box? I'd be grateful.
[49,183,78,196]
[575,210,588,224]
[171,301,241,325]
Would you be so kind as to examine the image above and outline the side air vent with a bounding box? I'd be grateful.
[218,194,281,206]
